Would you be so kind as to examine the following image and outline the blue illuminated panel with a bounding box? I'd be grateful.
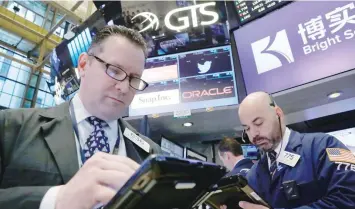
[68,28,93,67]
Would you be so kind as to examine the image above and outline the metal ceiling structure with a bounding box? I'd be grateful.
[32,1,84,71]
[46,0,96,24]
[0,0,93,109]
[0,1,93,72]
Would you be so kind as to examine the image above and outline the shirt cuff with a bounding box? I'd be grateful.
[39,186,62,209]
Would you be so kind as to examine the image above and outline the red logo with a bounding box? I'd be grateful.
[182,86,233,99]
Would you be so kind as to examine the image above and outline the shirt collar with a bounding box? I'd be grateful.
[233,157,243,169]
[72,94,116,128]
[273,127,291,155]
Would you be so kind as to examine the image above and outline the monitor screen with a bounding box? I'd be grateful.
[327,128,355,154]
[50,27,95,102]
[234,0,290,25]
[185,147,207,161]
[129,45,238,116]
[233,1,355,94]
[50,40,80,102]
[161,136,184,158]
[68,28,93,67]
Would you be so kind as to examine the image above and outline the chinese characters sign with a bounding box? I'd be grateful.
[234,2,355,94]
[298,2,355,54]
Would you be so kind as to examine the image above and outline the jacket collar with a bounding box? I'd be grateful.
[234,158,251,169]
[38,102,144,182]
[39,101,70,119]
[285,130,303,152]
[258,129,302,165]
[256,129,303,186]
[39,102,78,184]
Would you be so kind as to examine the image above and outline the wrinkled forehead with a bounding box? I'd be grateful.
[239,103,271,124]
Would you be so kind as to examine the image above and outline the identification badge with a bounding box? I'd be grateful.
[278,151,300,167]
[123,128,150,153]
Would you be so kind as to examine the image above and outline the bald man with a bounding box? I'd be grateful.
[235,92,355,209]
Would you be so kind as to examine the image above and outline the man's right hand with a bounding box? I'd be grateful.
[55,152,140,209]
[220,205,227,209]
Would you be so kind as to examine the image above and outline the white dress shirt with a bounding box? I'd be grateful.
[39,94,126,209]
[267,127,291,170]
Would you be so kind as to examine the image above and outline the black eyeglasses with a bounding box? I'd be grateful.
[88,54,149,91]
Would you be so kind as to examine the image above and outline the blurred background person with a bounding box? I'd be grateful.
[218,137,254,177]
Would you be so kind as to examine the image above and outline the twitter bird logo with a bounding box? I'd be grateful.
[197,61,212,74]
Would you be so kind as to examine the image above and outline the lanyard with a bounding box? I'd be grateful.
[69,99,121,166]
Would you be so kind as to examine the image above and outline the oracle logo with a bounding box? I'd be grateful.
[182,86,233,99]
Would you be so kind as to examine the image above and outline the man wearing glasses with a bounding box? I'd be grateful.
[0,25,161,209]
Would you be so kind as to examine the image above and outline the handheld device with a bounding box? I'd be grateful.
[193,174,270,209]
[104,155,226,209]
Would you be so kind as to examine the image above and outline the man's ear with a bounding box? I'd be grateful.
[275,106,284,118]
[78,53,88,78]
[226,152,232,160]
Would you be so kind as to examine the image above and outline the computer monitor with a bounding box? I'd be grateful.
[160,136,184,158]
[129,45,238,116]
[185,147,208,162]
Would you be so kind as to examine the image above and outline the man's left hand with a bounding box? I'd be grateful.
[239,201,269,209]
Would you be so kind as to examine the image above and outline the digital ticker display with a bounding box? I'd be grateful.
[235,0,290,25]
[129,45,238,116]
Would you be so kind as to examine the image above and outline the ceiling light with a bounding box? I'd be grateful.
[327,91,342,99]
[183,122,193,127]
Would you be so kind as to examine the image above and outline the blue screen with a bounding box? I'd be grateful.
[68,28,93,67]
[241,144,259,160]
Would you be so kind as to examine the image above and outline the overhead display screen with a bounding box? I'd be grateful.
[67,28,92,68]
[235,0,290,25]
[185,147,207,162]
[234,1,355,94]
[50,40,80,102]
[117,1,230,57]
[50,27,96,103]
[161,136,184,158]
[129,45,238,116]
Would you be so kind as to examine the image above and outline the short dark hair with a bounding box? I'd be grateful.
[218,137,243,157]
[88,25,147,57]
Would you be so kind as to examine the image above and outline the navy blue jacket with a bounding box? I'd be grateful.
[227,158,254,177]
[247,130,355,209]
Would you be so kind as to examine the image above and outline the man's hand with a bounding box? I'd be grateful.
[239,201,269,209]
[220,205,227,209]
[55,152,140,209]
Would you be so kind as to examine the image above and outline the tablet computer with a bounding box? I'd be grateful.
[193,174,270,209]
[104,155,226,209]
